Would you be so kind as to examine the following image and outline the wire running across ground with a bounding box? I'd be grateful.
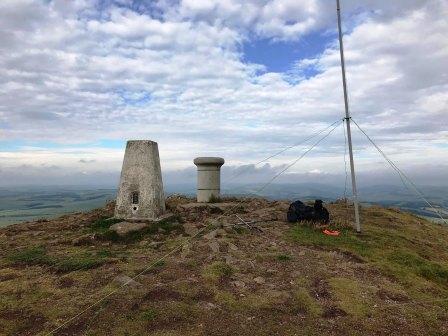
[351,118,447,225]
[45,119,343,335]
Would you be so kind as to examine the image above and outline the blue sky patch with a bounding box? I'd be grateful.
[96,139,126,149]
[115,89,152,106]
[242,31,334,74]
[0,139,126,151]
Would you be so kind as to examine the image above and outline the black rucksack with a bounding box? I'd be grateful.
[313,200,330,224]
[287,199,330,224]
[287,200,314,223]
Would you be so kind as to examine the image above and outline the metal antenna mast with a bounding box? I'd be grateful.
[336,0,361,233]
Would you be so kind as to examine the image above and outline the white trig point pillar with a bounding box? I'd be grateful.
[115,140,166,220]
[194,157,225,203]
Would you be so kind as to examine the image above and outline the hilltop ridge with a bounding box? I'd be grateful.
[1,197,448,335]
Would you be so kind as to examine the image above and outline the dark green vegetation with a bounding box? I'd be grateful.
[88,215,184,243]
[140,308,158,321]
[208,194,222,203]
[276,253,293,261]
[1,197,448,335]
[202,261,234,283]
[89,216,122,232]
[7,246,109,273]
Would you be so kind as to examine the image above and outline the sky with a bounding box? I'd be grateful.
[0,0,447,189]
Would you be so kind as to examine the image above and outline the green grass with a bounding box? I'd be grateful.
[208,194,222,203]
[7,246,52,266]
[202,261,234,283]
[53,253,104,272]
[293,287,322,316]
[232,226,249,234]
[387,250,448,286]
[97,249,115,258]
[154,260,165,268]
[277,254,293,261]
[214,289,305,314]
[90,216,122,233]
[138,302,199,327]
[214,290,238,310]
[289,208,448,293]
[289,225,372,258]
[7,246,108,273]
[329,277,373,317]
[140,308,158,321]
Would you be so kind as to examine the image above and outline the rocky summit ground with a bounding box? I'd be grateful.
[1,196,448,336]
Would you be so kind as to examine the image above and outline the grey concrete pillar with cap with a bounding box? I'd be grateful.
[115,140,166,220]
[193,157,225,203]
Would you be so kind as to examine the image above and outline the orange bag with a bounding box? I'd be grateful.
[323,229,340,236]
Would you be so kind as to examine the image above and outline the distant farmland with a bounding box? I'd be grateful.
[0,187,116,227]
[1,184,446,227]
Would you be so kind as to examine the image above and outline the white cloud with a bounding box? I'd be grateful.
[0,0,447,186]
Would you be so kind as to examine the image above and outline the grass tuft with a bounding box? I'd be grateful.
[54,254,104,272]
[202,261,234,283]
[232,226,249,234]
[214,290,238,310]
[208,194,222,203]
[90,217,122,232]
[7,246,108,273]
[7,246,51,266]
[329,277,373,317]
[140,308,158,321]
[387,251,448,286]
[293,287,322,316]
[277,254,293,261]
[289,225,371,258]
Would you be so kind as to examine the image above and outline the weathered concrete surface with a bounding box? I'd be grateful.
[109,221,149,236]
[193,157,225,203]
[151,212,175,223]
[177,202,238,212]
[115,140,166,220]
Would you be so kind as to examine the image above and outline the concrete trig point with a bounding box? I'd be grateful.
[115,140,166,220]
[194,157,225,203]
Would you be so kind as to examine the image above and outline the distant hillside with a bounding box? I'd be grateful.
[1,197,448,335]
[0,187,116,227]
[225,183,448,220]
[1,183,446,227]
